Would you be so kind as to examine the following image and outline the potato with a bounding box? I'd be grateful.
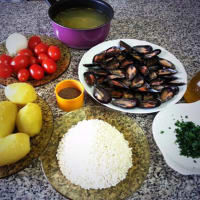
[5,83,37,105]
[0,133,30,166]
[0,101,18,138]
[16,103,42,137]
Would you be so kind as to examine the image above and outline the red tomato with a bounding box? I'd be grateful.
[0,63,13,78]
[38,53,49,64]
[29,64,44,80]
[11,55,30,73]
[28,35,41,50]
[17,48,33,57]
[0,54,12,66]
[34,43,49,55]
[42,58,57,74]
[17,68,30,82]
[30,56,39,65]
[48,45,61,61]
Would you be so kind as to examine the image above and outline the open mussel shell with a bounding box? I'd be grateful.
[160,87,175,102]
[139,99,161,108]
[112,98,138,109]
[119,40,133,53]
[126,65,137,80]
[143,49,161,59]
[93,86,112,104]
[93,52,106,64]
[158,58,175,69]
[133,45,153,54]
[83,72,96,86]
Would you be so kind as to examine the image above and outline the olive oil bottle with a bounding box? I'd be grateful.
[184,71,200,103]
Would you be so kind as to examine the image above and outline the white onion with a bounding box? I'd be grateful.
[6,33,28,56]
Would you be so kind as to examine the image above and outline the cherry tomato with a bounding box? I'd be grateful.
[48,45,61,61]
[42,58,57,74]
[17,48,33,57]
[38,53,49,64]
[34,43,49,55]
[29,64,44,80]
[28,35,41,50]
[11,55,30,73]
[0,54,12,66]
[30,56,39,65]
[0,63,13,78]
[17,68,30,82]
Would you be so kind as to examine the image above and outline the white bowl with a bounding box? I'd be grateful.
[152,101,200,175]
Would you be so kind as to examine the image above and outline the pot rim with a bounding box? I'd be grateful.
[48,0,114,31]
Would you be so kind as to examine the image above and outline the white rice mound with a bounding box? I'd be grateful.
[56,119,132,190]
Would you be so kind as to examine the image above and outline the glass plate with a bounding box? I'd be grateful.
[0,35,71,87]
[78,39,187,114]
[40,106,150,200]
[0,89,54,178]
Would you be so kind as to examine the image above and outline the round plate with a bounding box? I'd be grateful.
[40,106,150,200]
[0,89,54,178]
[152,101,200,175]
[0,35,71,87]
[78,39,187,114]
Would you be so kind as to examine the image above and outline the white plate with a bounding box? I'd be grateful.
[152,101,200,175]
[78,39,187,114]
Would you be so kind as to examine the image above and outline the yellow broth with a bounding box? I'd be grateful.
[54,7,108,29]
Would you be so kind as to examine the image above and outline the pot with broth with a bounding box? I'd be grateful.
[54,7,109,29]
[47,0,114,49]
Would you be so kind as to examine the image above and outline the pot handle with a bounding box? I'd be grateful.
[45,0,59,6]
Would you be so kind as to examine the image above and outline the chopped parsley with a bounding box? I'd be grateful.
[160,130,164,134]
[175,120,200,158]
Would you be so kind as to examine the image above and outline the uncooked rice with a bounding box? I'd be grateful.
[56,119,132,190]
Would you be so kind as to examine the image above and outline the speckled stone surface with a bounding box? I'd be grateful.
[0,0,200,199]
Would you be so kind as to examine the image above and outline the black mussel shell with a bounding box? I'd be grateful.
[133,45,153,54]
[119,40,133,53]
[110,89,123,99]
[126,65,137,80]
[157,68,177,76]
[109,69,126,78]
[150,78,165,86]
[158,58,175,69]
[108,79,129,88]
[112,98,138,109]
[84,72,96,86]
[93,52,106,64]
[160,87,175,102]
[89,68,109,76]
[139,65,149,76]
[120,59,134,68]
[143,49,161,59]
[93,86,112,104]
[131,75,144,88]
[106,46,121,57]
[139,99,161,108]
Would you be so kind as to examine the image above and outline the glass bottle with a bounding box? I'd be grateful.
[184,71,200,103]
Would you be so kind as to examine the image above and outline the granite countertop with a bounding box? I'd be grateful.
[0,0,200,199]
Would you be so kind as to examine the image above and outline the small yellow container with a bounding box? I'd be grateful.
[55,79,84,112]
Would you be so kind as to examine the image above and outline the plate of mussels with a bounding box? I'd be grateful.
[78,39,187,114]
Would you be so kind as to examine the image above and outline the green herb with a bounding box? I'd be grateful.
[160,130,164,134]
[175,120,200,158]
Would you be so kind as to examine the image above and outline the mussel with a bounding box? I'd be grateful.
[112,98,138,108]
[133,45,153,54]
[160,87,175,102]
[93,86,112,103]
[158,58,175,69]
[139,99,161,108]
[126,65,137,80]
[143,49,161,59]
[84,72,96,86]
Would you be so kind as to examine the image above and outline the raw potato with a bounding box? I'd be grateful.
[5,83,37,105]
[16,103,42,137]
[0,101,18,138]
[0,133,30,166]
